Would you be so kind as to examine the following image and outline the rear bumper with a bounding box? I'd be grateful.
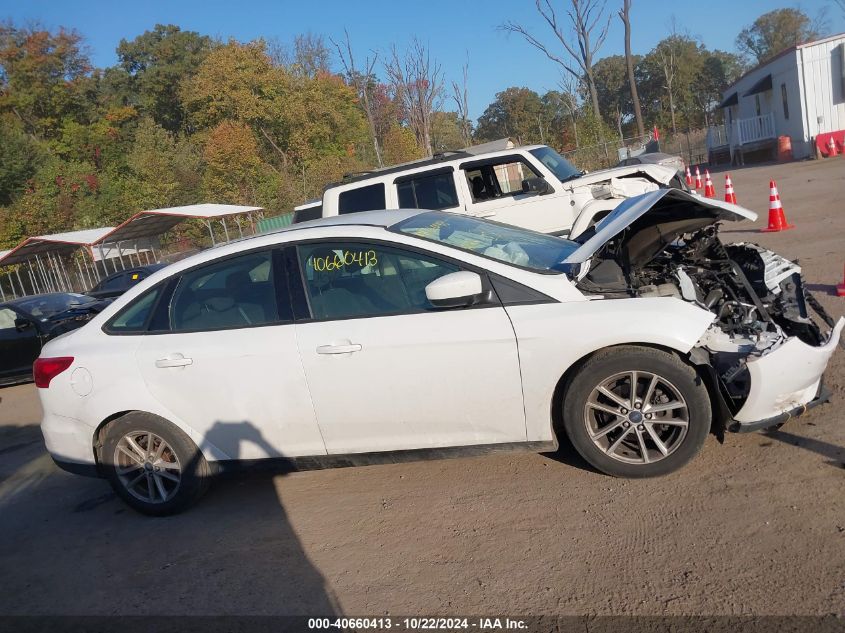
[729,383,831,433]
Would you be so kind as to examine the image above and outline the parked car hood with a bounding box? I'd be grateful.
[563,188,757,266]
[567,163,678,187]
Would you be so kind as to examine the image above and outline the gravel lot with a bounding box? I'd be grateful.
[1,158,843,618]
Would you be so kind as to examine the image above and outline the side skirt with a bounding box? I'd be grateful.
[212,440,558,476]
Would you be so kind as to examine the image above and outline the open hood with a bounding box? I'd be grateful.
[563,188,757,266]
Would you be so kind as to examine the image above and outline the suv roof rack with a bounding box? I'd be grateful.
[329,150,475,190]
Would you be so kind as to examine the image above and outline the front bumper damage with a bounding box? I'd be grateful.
[728,317,844,433]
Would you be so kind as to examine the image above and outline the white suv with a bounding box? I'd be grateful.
[294,141,684,237]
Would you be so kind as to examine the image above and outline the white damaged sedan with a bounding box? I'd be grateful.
[37,190,843,514]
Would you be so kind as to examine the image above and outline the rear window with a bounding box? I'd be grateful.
[338,184,386,215]
[107,287,161,333]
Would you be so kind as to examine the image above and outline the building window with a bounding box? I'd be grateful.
[781,83,789,120]
[755,95,761,117]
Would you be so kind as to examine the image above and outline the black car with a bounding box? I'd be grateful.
[0,293,109,386]
[87,264,166,299]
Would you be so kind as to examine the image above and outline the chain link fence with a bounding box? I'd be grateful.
[560,128,709,172]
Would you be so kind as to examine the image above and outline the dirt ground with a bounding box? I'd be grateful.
[1,158,844,619]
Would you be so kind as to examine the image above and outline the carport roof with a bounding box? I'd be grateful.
[0,227,115,266]
[97,203,263,244]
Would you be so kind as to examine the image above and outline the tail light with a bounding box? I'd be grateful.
[33,357,74,388]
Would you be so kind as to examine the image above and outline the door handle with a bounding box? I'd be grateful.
[155,354,193,368]
[316,343,362,355]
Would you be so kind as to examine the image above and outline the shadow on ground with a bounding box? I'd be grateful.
[0,419,341,616]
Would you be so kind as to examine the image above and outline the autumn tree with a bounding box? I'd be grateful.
[0,24,93,138]
[736,8,822,64]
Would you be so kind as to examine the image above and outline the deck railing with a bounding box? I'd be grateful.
[706,113,777,151]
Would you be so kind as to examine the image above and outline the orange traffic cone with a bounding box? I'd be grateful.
[761,180,795,232]
[724,173,737,204]
[837,264,845,297]
[694,166,702,190]
[704,170,715,198]
[685,166,693,186]
[827,135,839,157]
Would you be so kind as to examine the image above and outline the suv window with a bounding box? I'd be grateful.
[338,184,386,215]
[107,287,162,333]
[463,159,540,202]
[297,242,460,320]
[169,251,279,332]
[396,170,458,210]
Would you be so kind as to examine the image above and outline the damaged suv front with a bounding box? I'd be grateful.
[565,188,844,434]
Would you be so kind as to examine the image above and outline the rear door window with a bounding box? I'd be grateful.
[396,170,459,210]
[169,251,280,332]
[338,184,386,215]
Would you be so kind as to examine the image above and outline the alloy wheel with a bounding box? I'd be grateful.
[583,370,689,465]
[114,431,182,503]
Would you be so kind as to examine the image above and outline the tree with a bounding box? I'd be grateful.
[116,24,215,131]
[450,58,472,147]
[475,87,544,144]
[590,55,630,139]
[0,117,44,205]
[0,24,93,138]
[430,111,466,153]
[332,30,383,166]
[735,8,821,64]
[501,0,611,120]
[618,0,644,137]
[385,39,444,157]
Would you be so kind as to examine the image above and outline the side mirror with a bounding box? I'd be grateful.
[14,317,32,332]
[521,176,552,195]
[425,271,487,309]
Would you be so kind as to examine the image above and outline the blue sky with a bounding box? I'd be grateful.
[2,0,843,120]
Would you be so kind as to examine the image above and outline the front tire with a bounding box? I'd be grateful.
[101,413,211,516]
[562,346,711,478]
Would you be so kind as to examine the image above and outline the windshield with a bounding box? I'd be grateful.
[529,146,582,183]
[392,212,580,274]
[15,293,97,321]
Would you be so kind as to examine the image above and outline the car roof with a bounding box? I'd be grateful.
[274,208,430,232]
[2,292,91,309]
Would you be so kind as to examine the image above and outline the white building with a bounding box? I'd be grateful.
[707,32,845,163]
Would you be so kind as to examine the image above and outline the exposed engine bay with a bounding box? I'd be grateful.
[572,202,834,414]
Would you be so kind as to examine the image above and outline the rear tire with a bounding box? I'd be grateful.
[101,413,211,516]
[562,346,711,478]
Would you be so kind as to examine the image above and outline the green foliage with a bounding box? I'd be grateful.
[117,24,215,132]
[736,8,821,64]
[475,87,544,144]
[0,117,44,205]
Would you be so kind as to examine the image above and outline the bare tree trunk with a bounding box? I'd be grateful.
[501,0,610,121]
[451,57,473,147]
[619,0,644,137]
[385,40,444,158]
[332,30,383,167]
